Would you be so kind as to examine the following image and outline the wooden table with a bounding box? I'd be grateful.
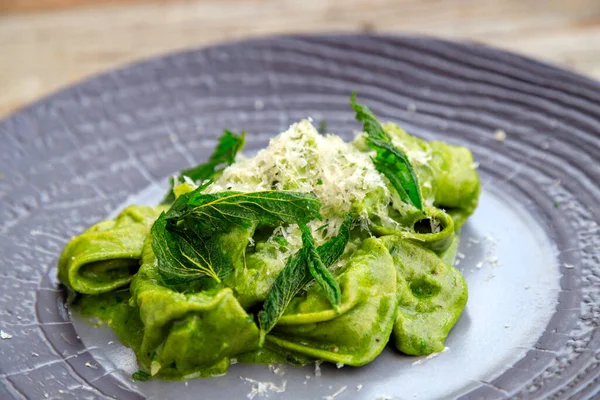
[1,0,600,118]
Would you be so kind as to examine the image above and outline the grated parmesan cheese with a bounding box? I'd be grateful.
[314,360,322,377]
[323,385,347,400]
[182,175,196,186]
[241,377,287,399]
[150,361,161,376]
[207,120,408,235]
[201,119,443,271]
[412,346,449,365]
[494,129,507,142]
[268,363,286,376]
[85,361,98,369]
[0,330,13,339]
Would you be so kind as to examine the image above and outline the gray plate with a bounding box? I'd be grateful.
[1,35,599,400]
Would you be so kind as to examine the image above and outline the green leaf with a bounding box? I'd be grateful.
[316,222,328,232]
[369,138,418,209]
[350,93,388,142]
[166,190,322,231]
[152,189,322,285]
[299,224,341,311]
[257,214,352,343]
[315,214,352,267]
[274,236,289,247]
[151,214,224,285]
[350,92,423,211]
[258,248,309,345]
[132,370,151,381]
[162,130,245,203]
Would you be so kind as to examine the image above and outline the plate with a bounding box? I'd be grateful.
[1,34,599,400]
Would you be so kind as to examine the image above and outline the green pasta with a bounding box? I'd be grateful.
[59,95,480,380]
[58,205,165,294]
[267,238,397,366]
[381,236,468,355]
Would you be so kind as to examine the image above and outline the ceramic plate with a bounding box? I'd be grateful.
[1,35,599,400]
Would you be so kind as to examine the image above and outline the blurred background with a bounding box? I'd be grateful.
[1,0,599,118]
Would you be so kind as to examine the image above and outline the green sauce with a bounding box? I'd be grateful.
[73,290,144,351]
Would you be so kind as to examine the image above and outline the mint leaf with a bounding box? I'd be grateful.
[162,130,245,203]
[350,92,423,211]
[153,189,322,285]
[258,214,352,343]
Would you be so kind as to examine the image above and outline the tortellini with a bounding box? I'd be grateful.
[59,120,480,380]
[58,206,165,294]
[268,238,397,366]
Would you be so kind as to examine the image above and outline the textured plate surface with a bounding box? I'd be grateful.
[1,34,599,400]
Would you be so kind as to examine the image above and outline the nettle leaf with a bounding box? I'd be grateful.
[350,92,423,211]
[132,370,151,381]
[151,214,225,284]
[258,214,352,343]
[299,224,341,311]
[163,130,245,204]
[166,190,321,231]
[257,247,309,345]
[349,93,388,142]
[370,139,419,210]
[152,189,322,285]
[315,215,352,267]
